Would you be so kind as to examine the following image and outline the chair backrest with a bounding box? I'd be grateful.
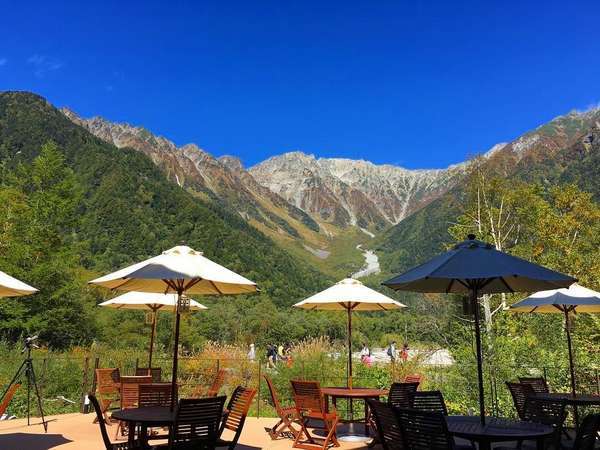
[367,399,405,450]
[409,391,448,415]
[120,376,152,409]
[220,386,257,445]
[573,413,600,450]
[264,375,284,414]
[135,367,162,383]
[518,377,549,393]
[138,383,173,408]
[388,382,419,409]
[172,396,226,447]
[396,407,455,450]
[290,380,326,414]
[96,368,120,395]
[207,369,226,397]
[89,393,115,450]
[404,374,422,386]
[506,381,534,420]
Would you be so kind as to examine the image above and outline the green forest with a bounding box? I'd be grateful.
[0,91,598,388]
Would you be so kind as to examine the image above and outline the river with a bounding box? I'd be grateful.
[352,244,381,278]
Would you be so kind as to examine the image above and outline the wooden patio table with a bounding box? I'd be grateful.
[112,406,174,448]
[321,387,388,438]
[447,415,554,450]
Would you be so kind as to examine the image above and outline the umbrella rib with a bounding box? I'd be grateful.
[445,279,455,293]
[109,278,133,291]
[498,277,514,293]
[207,280,223,295]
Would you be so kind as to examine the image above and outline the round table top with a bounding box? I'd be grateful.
[447,416,554,442]
[321,387,388,398]
[532,392,600,405]
[112,406,175,425]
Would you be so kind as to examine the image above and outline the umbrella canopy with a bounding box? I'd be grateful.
[0,271,38,297]
[295,278,406,388]
[90,245,257,295]
[99,291,208,312]
[383,235,576,424]
[510,284,600,418]
[509,284,600,313]
[90,245,258,408]
[99,292,207,368]
[383,237,575,294]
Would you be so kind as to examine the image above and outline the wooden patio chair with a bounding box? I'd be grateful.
[166,396,226,450]
[192,368,226,398]
[395,408,471,450]
[409,390,448,415]
[135,367,162,383]
[571,413,600,450]
[290,379,339,450]
[114,375,152,439]
[263,375,300,440]
[388,382,419,409]
[518,376,549,394]
[216,386,257,449]
[506,381,535,420]
[94,368,121,424]
[367,399,405,450]
[89,393,141,450]
[138,383,174,441]
[522,397,567,449]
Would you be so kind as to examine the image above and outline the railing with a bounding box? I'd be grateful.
[0,354,598,420]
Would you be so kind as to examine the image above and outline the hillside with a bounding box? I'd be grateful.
[0,92,330,305]
[374,108,600,275]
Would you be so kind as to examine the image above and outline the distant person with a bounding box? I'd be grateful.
[360,343,371,365]
[247,343,255,360]
[278,344,284,362]
[266,344,276,368]
[400,342,409,362]
[387,341,397,363]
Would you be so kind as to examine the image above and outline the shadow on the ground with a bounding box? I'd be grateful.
[0,432,72,450]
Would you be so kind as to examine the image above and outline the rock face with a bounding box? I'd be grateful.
[62,108,320,239]
[249,152,466,229]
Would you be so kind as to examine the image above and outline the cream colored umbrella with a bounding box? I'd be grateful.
[90,245,258,408]
[510,283,600,411]
[0,270,38,297]
[99,292,207,368]
[294,278,406,388]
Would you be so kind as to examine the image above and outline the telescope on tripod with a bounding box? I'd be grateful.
[0,335,48,432]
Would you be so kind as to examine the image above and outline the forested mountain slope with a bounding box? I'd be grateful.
[374,108,600,275]
[0,92,329,305]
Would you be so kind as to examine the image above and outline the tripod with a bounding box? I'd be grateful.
[0,336,47,432]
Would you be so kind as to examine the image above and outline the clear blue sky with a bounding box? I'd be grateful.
[1,1,599,169]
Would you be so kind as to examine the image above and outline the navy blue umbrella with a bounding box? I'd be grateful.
[383,234,576,424]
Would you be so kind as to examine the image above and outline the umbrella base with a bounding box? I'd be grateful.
[336,423,371,442]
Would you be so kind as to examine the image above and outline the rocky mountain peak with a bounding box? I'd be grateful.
[218,155,244,172]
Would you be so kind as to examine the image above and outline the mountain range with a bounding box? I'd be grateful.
[60,103,600,279]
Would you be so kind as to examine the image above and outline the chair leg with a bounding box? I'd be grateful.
[322,416,339,450]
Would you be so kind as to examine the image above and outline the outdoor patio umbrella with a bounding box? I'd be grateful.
[99,291,207,368]
[89,245,258,408]
[509,284,600,399]
[382,234,576,424]
[0,270,38,297]
[294,278,406,388]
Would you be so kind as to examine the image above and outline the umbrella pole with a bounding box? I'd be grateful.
[471,286,486,425]
[171,292,182,411]
[347,307,352,389]
[148,308,157,369]
[563,309,577,396]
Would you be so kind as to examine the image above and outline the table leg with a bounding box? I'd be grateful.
[536,437,545,450]
[477,440,491,450]
[127,422,135,446]
[573,404,580,428]
[324,394,330,413]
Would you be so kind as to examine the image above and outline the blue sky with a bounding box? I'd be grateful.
[1,1,599,169]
